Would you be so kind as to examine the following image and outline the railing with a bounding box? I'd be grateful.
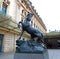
[0,11,21,33]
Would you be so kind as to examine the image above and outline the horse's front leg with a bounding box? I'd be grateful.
[19,30,24,40]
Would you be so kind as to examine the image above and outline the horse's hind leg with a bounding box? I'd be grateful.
[37,36,44,43]
[30,35,35,41]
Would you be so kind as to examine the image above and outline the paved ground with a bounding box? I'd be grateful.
[0,53,14,59]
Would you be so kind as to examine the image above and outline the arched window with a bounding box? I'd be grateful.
[22,10,24,13]
[21,0,23,3]
[34,23,35,28]
[25,12,26,15]
[31,21,33,26]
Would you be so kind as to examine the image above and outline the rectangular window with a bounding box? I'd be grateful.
[2,3,7,15]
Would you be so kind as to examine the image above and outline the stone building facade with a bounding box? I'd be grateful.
[0,0,47,53]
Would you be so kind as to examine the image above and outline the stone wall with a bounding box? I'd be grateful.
[0,29,18,52]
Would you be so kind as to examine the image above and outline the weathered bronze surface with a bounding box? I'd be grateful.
[16,13,46,53]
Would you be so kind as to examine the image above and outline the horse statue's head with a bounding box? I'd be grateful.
[26,13,33,21]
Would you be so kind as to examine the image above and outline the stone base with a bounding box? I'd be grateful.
[14,50,49,59]
[0,50,49,59]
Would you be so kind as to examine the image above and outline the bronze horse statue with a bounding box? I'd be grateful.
[16,13,46,53]
[18,13,44,43]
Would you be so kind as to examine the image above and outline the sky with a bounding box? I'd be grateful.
[30,0,60,32]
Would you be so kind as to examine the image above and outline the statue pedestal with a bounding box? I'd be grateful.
[0,50,49,59]
[15,40,49,59]
[14,50,49,59]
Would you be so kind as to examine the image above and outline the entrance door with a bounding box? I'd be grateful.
[0,34,4,52]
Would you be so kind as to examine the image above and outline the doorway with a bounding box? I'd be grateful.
[0,34,4,52]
